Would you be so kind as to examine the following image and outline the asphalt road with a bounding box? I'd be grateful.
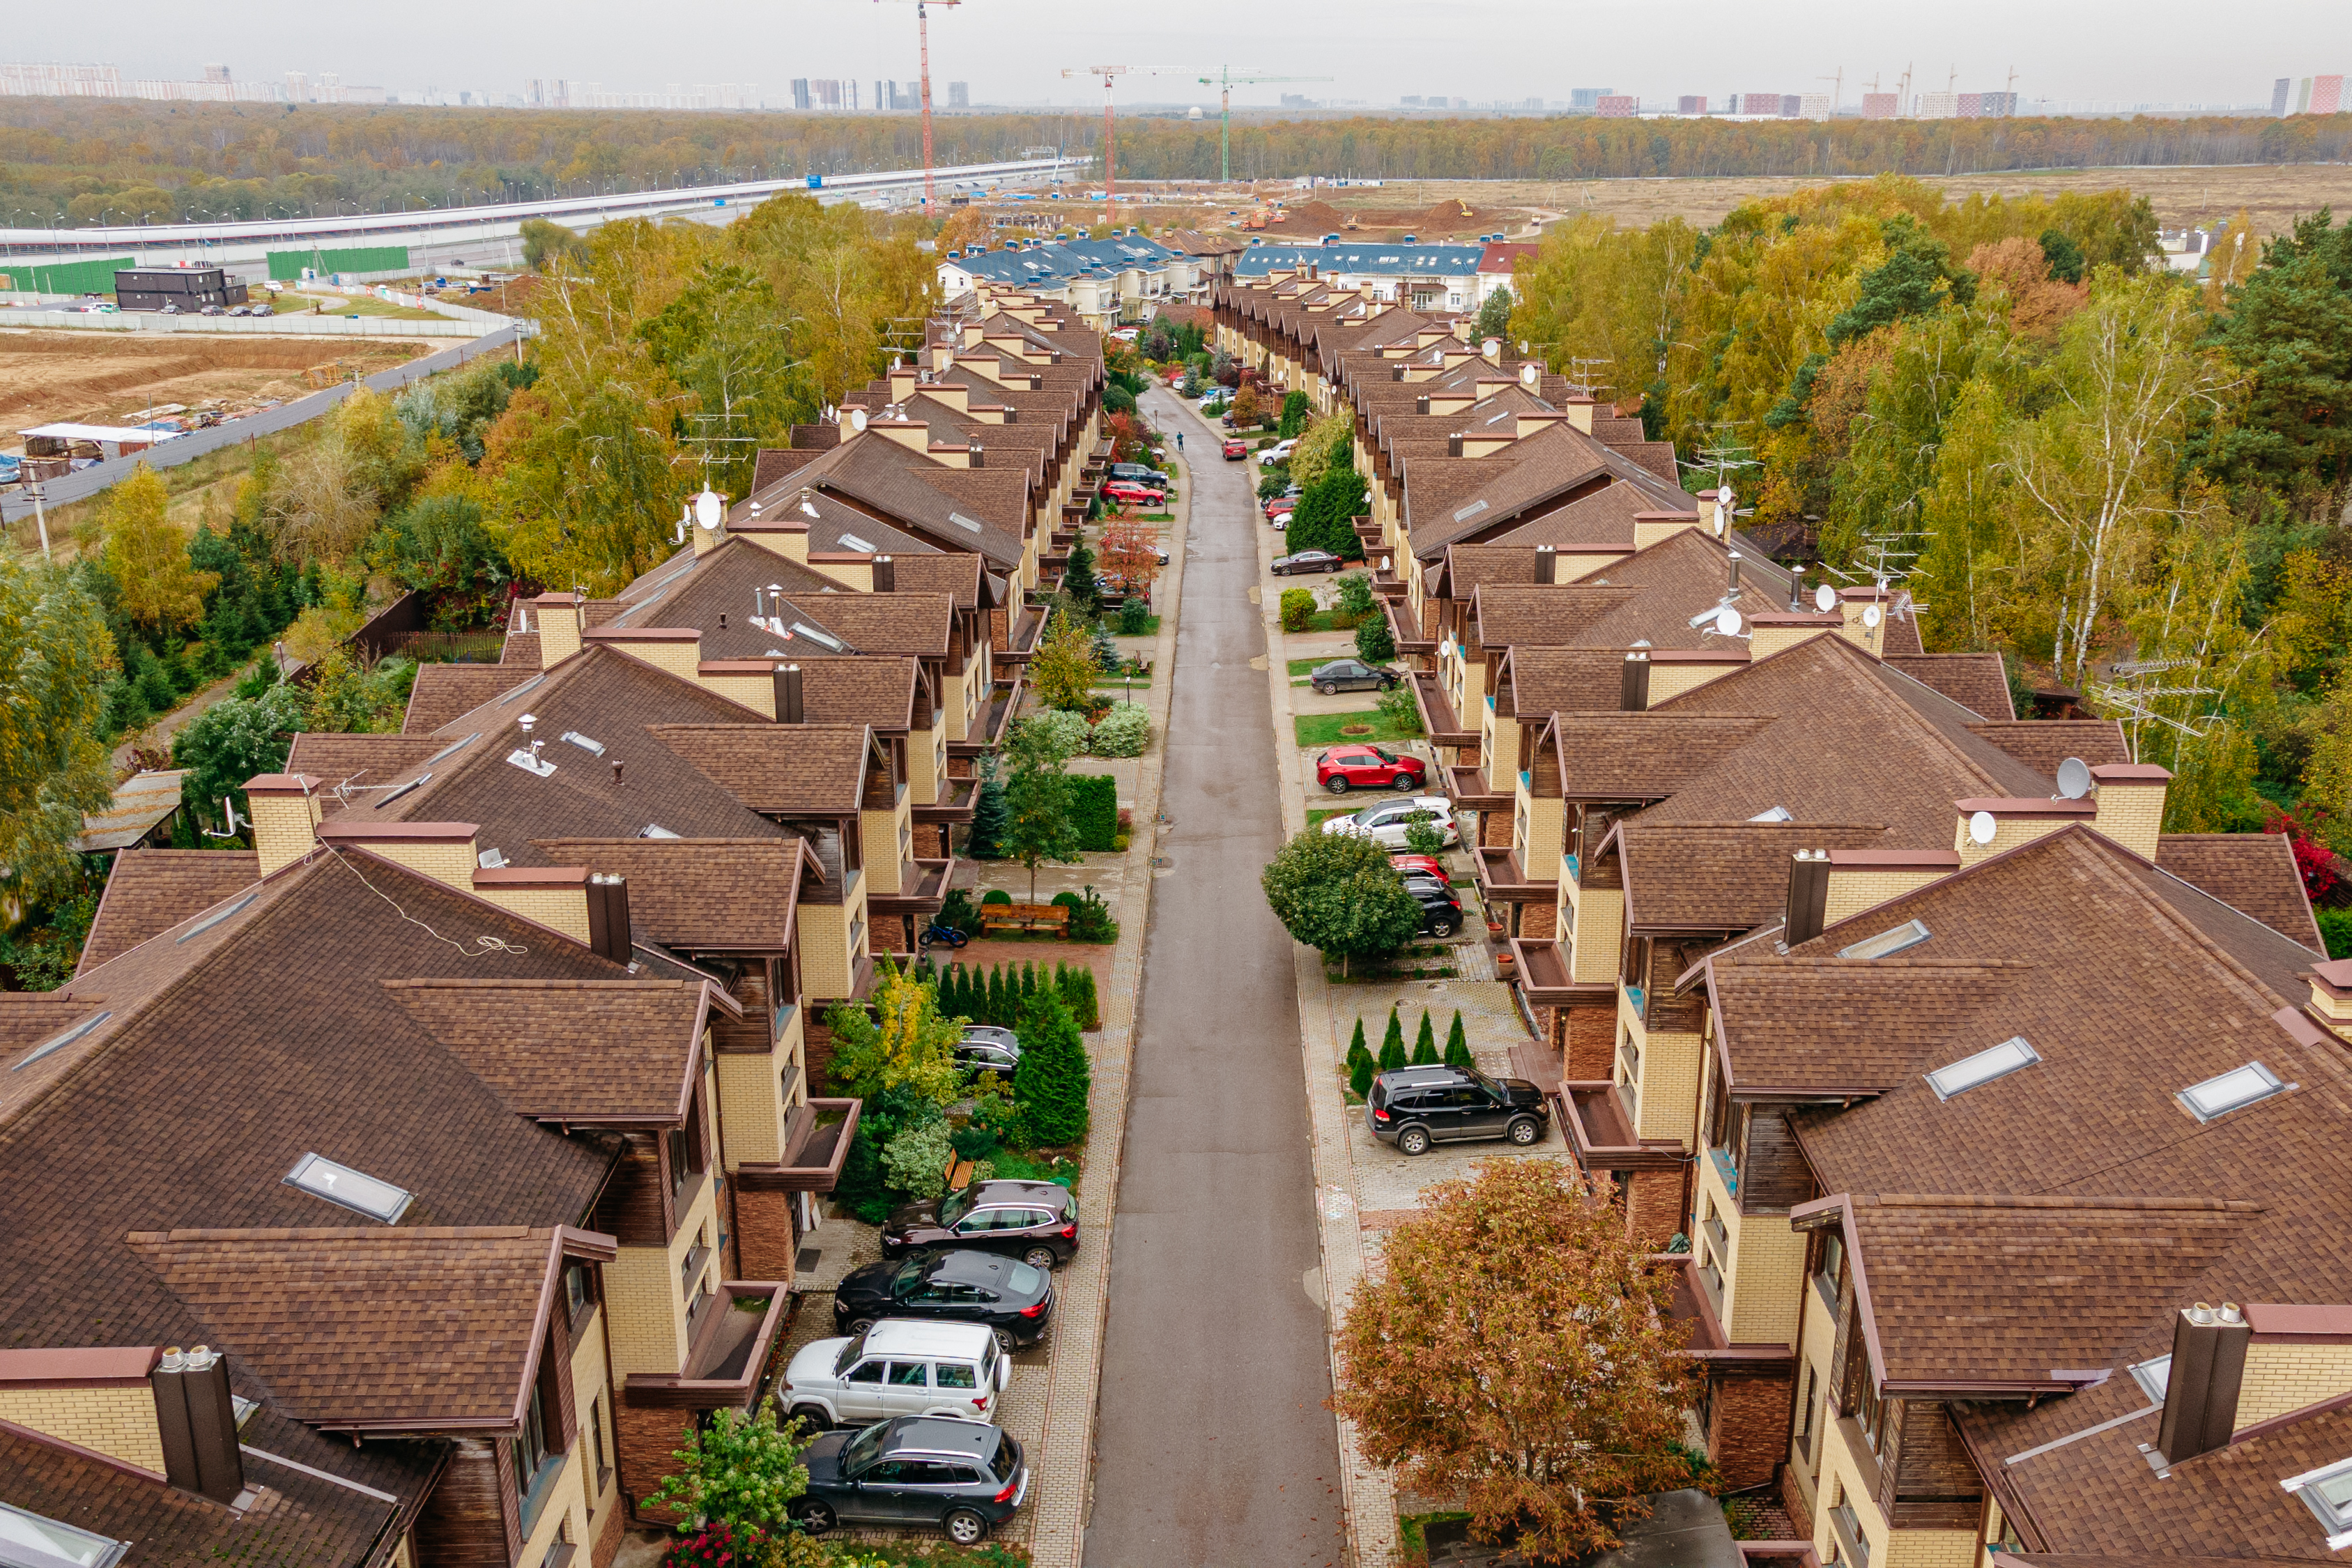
[1086,391,1346,1567]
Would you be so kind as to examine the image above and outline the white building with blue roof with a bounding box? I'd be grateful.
[936,230,1203,328]
[1227,240,1503,312]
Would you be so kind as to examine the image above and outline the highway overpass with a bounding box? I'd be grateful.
[0,155,1083,285]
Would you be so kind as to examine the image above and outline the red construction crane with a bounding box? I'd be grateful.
[874,0,961,217]
[1061,66,1181,224]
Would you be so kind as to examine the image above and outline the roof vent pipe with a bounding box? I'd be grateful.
[1620,650,1651,713]
[872,555,896,592]
[1783,848,1831,946]
[1727,548,1743,597]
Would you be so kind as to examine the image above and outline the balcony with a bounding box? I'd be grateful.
[627,1282,787,1411]
[952,676,1024,758]
[1508,937,1615,1008]
[1710,1144,1742,1201]
[1385,597,1435,657]
[1653,1254,1797,1373]
[872,856,955,918]
[1408,672,1477,747]
[915,776,979,825]
[1559,1080,1685,1177]
[1473,846,1555,905]
[1446,765,1512,815]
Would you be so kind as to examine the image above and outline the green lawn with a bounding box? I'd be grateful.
[1305,806,1355,830]
[1295,708,1421,748]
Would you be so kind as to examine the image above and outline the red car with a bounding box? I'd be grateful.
[1100,479,1167,506]
[1315,744,1427,794]
[1390,853,1448,880]
[1222,438,1247,460]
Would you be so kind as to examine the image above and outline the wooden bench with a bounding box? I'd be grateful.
[979,901,1071,936]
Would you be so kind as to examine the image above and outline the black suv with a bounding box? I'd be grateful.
[794,1415,1027,1545]
[1107,461,1165,484]
[882,1180,1079,1268]
[1367,1066,1548,1155]
[833,1248,1054,1348]
[1405,879,1463,938]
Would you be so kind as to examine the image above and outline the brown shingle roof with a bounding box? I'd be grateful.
[77,849,259,976]
[381,979,710,1123]
[130,1226,571,1429]
[1886,653,2015,721]
[285,734,445,790]
[1544,713,1776,799]
[1710,958,2027,1091]
[528,838,811,952]
[1617,822,1895,930]
[402,663,539,733]
[2155,833,2325,954]
[1963,719,2133,776]
[650,723,873,815]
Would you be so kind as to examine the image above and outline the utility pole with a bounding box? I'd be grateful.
[873,0,963,217]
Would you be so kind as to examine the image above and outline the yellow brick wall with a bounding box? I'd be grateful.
[2236,1341,2352,1430]
[476,886,591,944]
[810,560,875,592]
[1815,1417,1890,1566]
[911,724,941,806]
[601,640,700,683]
[1837,604,1889,658]
[1525,794,1566,871]
[604,1172,718,1377]
[518,1443,590,1568]
[1487,711,1520,784]
[800,879,868,1000]
[698,672,775,718]
[538,608,583,666]
[1804,1273,1839,1399]
[567,1302,623,1542]
[0,1385,164,1473]
[1571,889,1622,983]
[778,1004,807,1109]
[251,790,322,875]
[1695,1149,1808,1348]
[1890,1527,1983,1568]
[863,808,904,897]
[1748,626,1836,661]
[1634,518,1698,550]
[1620,988,1703,1146]
[1955,813,2069,869]
[2091,783,2165,861]
[1647,662,1742,702]
[716,1047,783,1166]
[1823,869,1949,928]
[364,838,477,893]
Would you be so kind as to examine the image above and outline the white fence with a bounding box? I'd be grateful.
[0,307,486,338]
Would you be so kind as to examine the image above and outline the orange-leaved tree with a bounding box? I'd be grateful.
[1099,512,1162,598]
[1332,1158,1701,1562]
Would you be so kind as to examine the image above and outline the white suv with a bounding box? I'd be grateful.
[782,1319,1011,1430]
[1320,796,1459,850]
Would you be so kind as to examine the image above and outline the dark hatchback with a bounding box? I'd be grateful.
[882,1180,1079,1269]
[1366,1065,1548,1155]
[833,1248,1055,1348]
[794,1415,1027,1546]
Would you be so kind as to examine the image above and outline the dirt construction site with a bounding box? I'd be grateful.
[0,330,426,434]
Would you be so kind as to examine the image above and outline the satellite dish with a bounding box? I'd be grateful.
[1714,606,1743,638]
[848,406,869,433]
[1814,583,1836,613]
[1519,363,1537,386]
[1863,605,1882,629]
[693,489,723,530]
[1968,810,1998,847]
[1518,339,1530,355]
[2056,757,2093,800]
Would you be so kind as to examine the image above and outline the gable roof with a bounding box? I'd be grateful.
[402,663,539,733]
[381,979,716,1124]
[1884,653,2015,721]
[77,849,259,976]
[2154,833,2326,955]
[650,723,877,815]
[1617,822,1897,930]
[528,838,813,952]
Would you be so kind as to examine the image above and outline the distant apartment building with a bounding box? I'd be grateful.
[3,60,281,102]
[1800,91,1833,118]
[2312,75,2346,114]
[2274,77,2293,114]
[1915,90,1959,118]
[1569,86,1613,110]
[948,80,968,107]
[1861,91,1900,118]
[529,77,571,108]
[1677,95,1707,114]
[875,79,921,111]
[202,63,230,84]
[1281,93,1319,108]
[1958,91,2017,116]
[1597,94,1637,117]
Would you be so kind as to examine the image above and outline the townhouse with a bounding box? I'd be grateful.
[935,231,1205,326]
[1680,815,2344,1564]
[0,829,820,1565]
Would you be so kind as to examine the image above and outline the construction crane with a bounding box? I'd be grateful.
[1061,66,1174,224]
[1195,67,1333,183]
[873,0,961,217]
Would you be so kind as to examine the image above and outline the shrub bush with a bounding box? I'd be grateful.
[881,1120,955,1200]
[1444,1009,1474,1068]
[1118,595,1153,636]
[1376,682,1424,735]
[938,886,985,937]
[1378,1007,1407,1072]
[2322,907,2352,960]
[1069,773,1120,852]
[1411,1010,1440,1065]
[981,889,1012,905]
[1355,613,1397,664]
[1279,587,1316,632]
[1031,706,1090,756]
[1067,886,1118,942]
[1090,703,1151,757]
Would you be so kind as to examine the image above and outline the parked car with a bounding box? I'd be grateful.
[1100,479,1166,506]
[1315,744,1426,793]
[882,1180,1079,1270]
[1107,462,1162,484]
[833,1250,1054,1349]
[1272,549,1344,576]
[1366,1065,1548,1156]
[1390,853,1448,880]
[1258,439,1299,465]
[782,1319,1010,1431]
[1321,796,1458,850]
[1270,512,1292,530]
[793,1415,1027,1546]
[1222,438,1247,460]
[1309,658,1400,694]
[1407,879,1464,937]
[199,303,224,316]
[955,1032,1020,1081]
[250,305,273,317]
[160,302,183,315]
[1109,326,1140,342]
[1263,490,1302,518]
[229,305,251,316]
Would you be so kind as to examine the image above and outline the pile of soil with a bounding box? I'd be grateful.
[1263,197,1488,240]
[0,331,423,429]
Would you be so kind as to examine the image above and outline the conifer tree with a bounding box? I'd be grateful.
[1351,1050,1376,1100]
[1013,990,1092,1146]
[1412,1010,1440,1066]
[1377,1007,1408,1073]
[1444,1008,1474,1069]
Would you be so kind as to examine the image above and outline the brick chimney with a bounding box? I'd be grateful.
[469,865,594,944]
[532,592,585,664]
[244,772,323,875]
[1822,848,1961,926]
[888,364,918,403]
[1562,392,1597,434]
[1953,797,2098,867]
[1745,610,1844,661]
[581,627,702,681]
[315,820,482,891]
[151,1344,245,1504]
[1834,585,1895,656]
[1631,510,1700,551]
[2089,763,2171,860]
[1619,650,1650,712]
[1480,336,1502,365]
[2307,959,2352,1044]
[2156,1302,2252,1463]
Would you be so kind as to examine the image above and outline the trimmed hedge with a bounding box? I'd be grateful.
[1070,774,1119,852]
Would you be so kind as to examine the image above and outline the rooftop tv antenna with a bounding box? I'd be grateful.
[1565,355,1612,397]
[201,797,249,840]
[2089,656,2219,744]
[871,0,962,217]
[1194,67,1332,182]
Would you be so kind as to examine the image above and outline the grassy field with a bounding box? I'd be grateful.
[1295,709,1422,747]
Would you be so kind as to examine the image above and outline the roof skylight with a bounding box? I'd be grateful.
[1452,498,1489,523]
[424,732,480,767]
[948,512,985,533]
[640,823,682,839]
[13,1011,111,1073]
[1839,918,1932,960]
[2283,1456,2352,1551]
[0,1499,128,1568]
[175,892,259,944]
[792,622,850,653]
[838,533,877,554]
[562,730,606,757]
[1748,806,1793,823]
[284,1152,413,1224]
[1925,1036,2041,1101]
[2179,1061,2290,1123]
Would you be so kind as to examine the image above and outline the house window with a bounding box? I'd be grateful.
[1815,1230,1845,1311]
[513,1376,561,1535]
[564,1261,597,1328]
[2286,1456,2352,1549]
[589,1394,613,1490]
[1795,1365,1817,1462]
[1615,1028,1640,1111]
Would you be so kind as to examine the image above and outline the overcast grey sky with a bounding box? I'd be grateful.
[15,0,2319,108]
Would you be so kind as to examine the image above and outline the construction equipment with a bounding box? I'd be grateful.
[1061,66,1183,224]
[1195,67,1333,182]
[873,0,962,217]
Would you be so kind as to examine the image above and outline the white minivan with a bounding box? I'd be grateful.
[782,1319,1010,1430]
